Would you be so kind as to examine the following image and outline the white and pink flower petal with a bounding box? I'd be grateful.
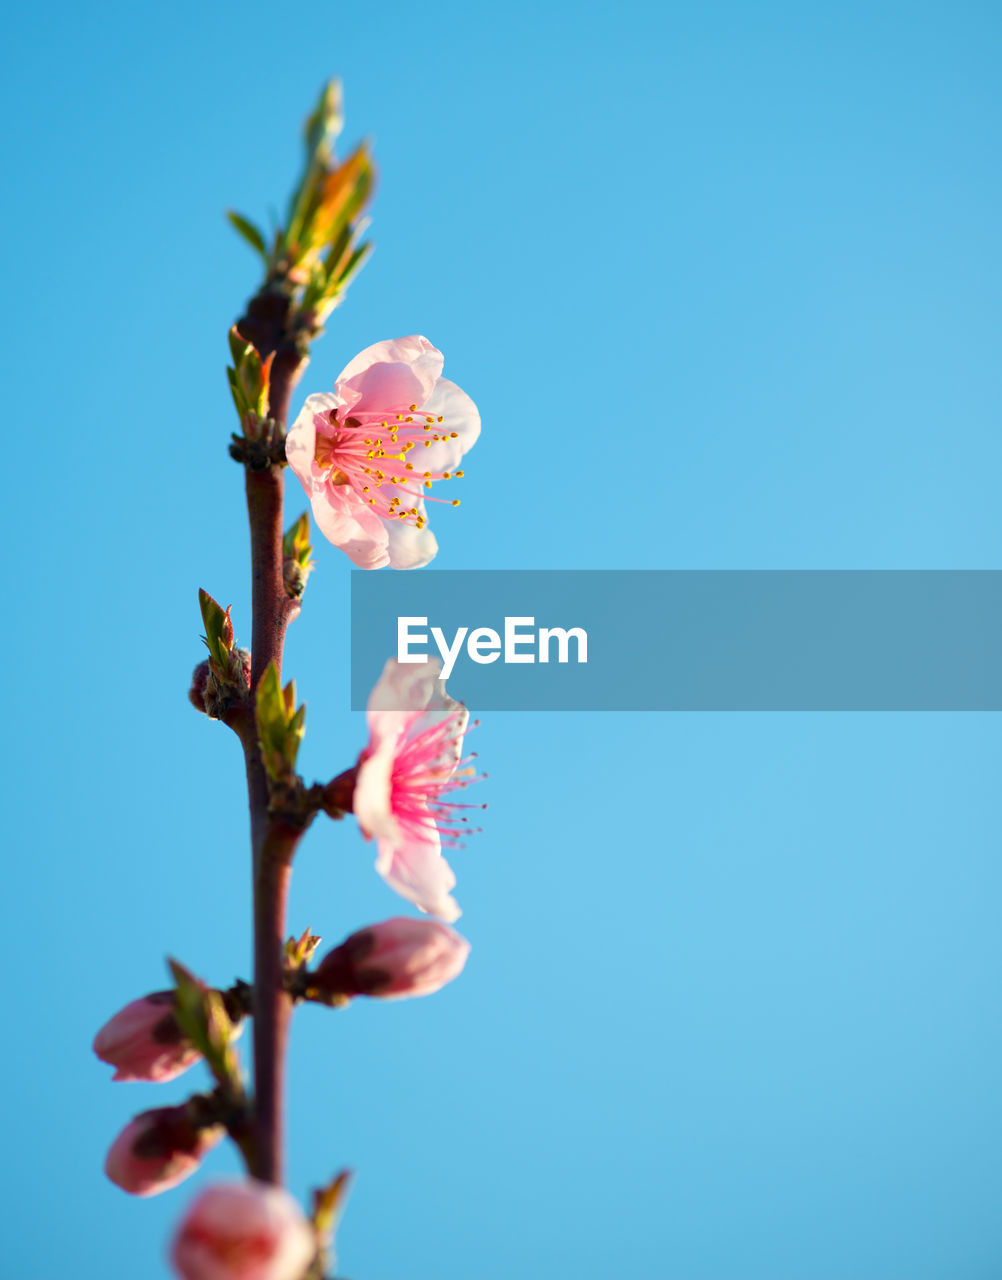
[383,515,438,570]
[366,657,445,726]
[374,824,461,923]
[285,392,341,490]
[353,742,398,839]
[337,335,444,414]
[311,486,390,570]
[413,377,481,474]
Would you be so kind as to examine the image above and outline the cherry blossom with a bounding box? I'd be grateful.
[350,658,482,921]
[285,335,479,569]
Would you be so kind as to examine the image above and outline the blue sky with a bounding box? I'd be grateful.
[3,2,1002,1277]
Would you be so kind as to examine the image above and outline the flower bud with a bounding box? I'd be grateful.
[313,917,470,1001]
[189,649,252,718]
[93,991,201,1083]
[105,1106,223,1197]
[171,1180,316,1280]
[188,661,212,713]
[282,556,306,599]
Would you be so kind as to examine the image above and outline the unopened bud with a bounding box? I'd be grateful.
[94,986,249,1082]
[320,766,356,817]
[189,649,252,719]
[283,557,306,598]
[231,648,252,687]
[312,917,470,1001]
[188,661,212,713]
[105,1105,223,1197]
[93,990,201,1083]
[171,1180,316,1280]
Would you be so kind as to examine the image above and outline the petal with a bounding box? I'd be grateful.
[374,822,461,922]
[366,657,445,744]
[337,336,444,415]
[384,516,439,570]
[405,695,470,778]
[285,392,341,491]
[312,487,390,569]
[415,377,482,474]
[353,742,397,839]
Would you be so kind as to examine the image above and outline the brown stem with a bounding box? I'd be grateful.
[251,827,295,1183]
[236,282,306,1184]
[245,466,290,692]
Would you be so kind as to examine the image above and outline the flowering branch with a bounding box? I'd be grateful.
[237,340,301,1186]
[94,78,484,1280]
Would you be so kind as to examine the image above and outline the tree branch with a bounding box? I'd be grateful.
[236,279,307,1184]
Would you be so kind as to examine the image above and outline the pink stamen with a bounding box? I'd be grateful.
[385,706,483,849]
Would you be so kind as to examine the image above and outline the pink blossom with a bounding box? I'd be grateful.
[171,1181,316,1280]
[285,335,479,569]
[352,658,481,922]
[93,991,201,1083]
[105,1106,223,1197]
[315,917,471,1000]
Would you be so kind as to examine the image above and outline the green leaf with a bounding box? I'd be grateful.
[313,1169,353,1268]
[255,661,306,781]
[332,241,372,291]
[303,80,343,160]
[204,988,234,1060]
[169,958,243,1093]
[169,959,212,1055]
[283,513,314,571]
[228,325,254,368]
[322,221,356,280]
[286,82,344,248]
[226,366,247,419]
[227,327,272,422]
[336,152,374,229]
[226,210,268,260]
[282,514,314,598]
[199,589,234,669]
[284,926,322,968]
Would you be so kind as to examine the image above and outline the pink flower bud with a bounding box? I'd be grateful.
[188,661,212,713]
[171,1181,316,1280]
[314,917,470,1000]
[190,649,251,718]
[93,991,201,1083]
[105,1106,223,1197]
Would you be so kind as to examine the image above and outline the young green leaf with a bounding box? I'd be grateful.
[255,661,306,782]
[226,210,268,260]
[198,589,234,670]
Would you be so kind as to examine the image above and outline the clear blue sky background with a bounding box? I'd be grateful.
[3,2,1001,1277]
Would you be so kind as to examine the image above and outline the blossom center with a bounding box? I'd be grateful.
[314,404,466,529]
[387,709,483,847]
